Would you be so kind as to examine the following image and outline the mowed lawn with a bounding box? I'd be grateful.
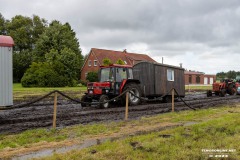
[13,83,87,99]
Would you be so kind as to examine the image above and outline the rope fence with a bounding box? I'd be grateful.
[0,88,193,129]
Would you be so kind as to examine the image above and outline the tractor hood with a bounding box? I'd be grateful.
[87,82,111,95]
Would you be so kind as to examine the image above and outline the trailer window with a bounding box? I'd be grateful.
[167,69,174,81]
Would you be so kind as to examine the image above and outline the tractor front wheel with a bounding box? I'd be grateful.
[219,89,226,97]
[81,95,91,107]
[99,95,110,109]
[207,90,212,97]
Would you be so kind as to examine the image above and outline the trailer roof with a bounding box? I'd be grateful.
[133,61,184,70]
[0,35,14,47]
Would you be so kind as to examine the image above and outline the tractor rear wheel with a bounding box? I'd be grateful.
[99,95,110,109]
[123,83,142,105]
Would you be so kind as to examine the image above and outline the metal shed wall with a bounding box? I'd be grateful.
[133,61,185,97]
[0,36,14,106]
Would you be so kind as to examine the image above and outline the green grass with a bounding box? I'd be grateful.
[13,83,87,99]
[185,85,212,91]
[0,105,239,160]
[37,106,240,160]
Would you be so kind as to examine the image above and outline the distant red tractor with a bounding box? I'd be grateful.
[207,79,239,97]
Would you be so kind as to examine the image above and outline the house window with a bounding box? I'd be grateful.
[94,60,97,66]
[189,75,192,84]
[167,69,174,81]
[85,72,88,78]
[196,76,200,84]
[88,60,91,66]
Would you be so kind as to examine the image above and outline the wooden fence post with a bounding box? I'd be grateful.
[125,92,129,120]
[53,92,58,129]
[172,89,174,112]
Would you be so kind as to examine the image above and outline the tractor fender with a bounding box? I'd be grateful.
[120,79,140,93]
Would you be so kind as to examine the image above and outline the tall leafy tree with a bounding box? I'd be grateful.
[0,13,6,34]
[34,20,81,61]
[22,20,83,86]
[6,15,47,82]
[6,15,47,51]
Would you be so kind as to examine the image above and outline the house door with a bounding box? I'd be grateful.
[204,77,208,85]
[210,78,213,84]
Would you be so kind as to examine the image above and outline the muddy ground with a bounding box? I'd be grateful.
[0,93,239,134]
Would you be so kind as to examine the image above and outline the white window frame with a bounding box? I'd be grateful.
[167,69,174,81]
[85,72,88,78]
[94,60,97,66]
[88,60,91,66]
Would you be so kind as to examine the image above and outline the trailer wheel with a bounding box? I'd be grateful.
[123,83,142,105]
[219,89,226,97]
[163,96,172,103]
[81,95,91,107]
[99,95,110,109]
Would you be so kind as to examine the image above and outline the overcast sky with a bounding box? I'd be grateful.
[1,0,240,74]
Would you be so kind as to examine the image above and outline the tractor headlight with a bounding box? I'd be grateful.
[88,90,93,94]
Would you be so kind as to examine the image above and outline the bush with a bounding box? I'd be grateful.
[21,62,69,87]
[86,72,98,82]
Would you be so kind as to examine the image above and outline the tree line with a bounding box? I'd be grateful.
[0,13,84,87]
[216,70,240,80]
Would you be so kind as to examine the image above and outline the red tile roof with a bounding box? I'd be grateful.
[184,70,204,75]
[91,48,156,65]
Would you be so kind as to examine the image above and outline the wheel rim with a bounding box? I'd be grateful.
[103,98,109,108]
[129,88,140,103]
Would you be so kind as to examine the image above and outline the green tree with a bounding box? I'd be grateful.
[116,58,125,65]
[21,20,83,87]
[227,70,236,79]
[0,13,6,34]
[13,50,33,82]
[86,72,98,82]
[6,15,47,51]
[34,20,81,61]
[103,58,112,66]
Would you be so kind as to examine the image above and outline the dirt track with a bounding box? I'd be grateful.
[0,93,239,134]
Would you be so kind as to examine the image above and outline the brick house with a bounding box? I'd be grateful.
[184,70,216,85]
[80,48,156,80]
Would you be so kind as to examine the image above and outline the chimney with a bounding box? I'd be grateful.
[180,63,182,68]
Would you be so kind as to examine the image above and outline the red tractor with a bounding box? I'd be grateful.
[207,79,238,97]
[81,64,142,108]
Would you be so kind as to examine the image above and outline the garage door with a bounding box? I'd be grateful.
[210,78,213,84]
[204,77,208,85]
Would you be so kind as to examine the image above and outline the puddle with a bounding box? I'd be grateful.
[12,138,109,160]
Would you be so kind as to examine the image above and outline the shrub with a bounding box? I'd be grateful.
[21,62,69,87]
[86,72,98,82]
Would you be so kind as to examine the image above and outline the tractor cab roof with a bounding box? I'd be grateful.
[100,64,132,68]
